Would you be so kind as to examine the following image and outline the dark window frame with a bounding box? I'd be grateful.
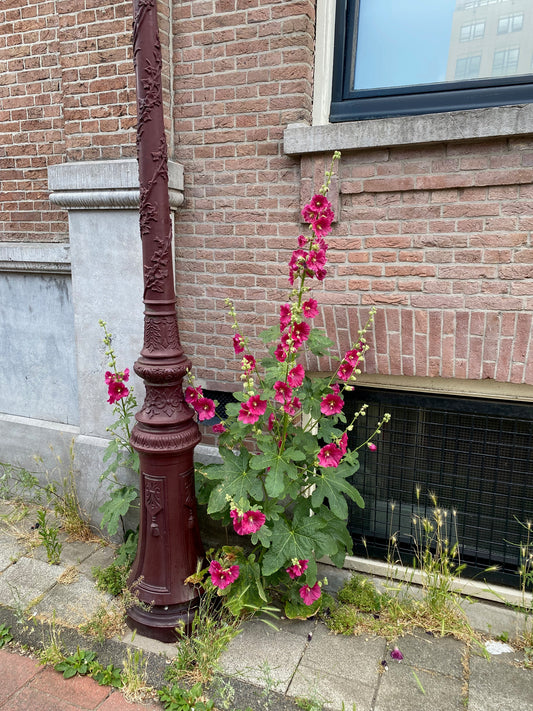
[330,0,533,123]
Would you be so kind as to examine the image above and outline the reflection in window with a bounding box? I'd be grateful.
[455,55,481,79]
[497,14,524,34]
[493,47,520,75]
[460,21,485,42]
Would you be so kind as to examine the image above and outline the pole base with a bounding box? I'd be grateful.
[126,598,201,643]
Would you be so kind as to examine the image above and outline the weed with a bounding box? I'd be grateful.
[54,647,97,678]
[121,646,152,703]
[89,661,123,688]
[36,508,62,565]
[38,615,65,667]
[158,682,214,711]
[166,587,242,686]
[92,530,138,596]
[78,598,127,641]
[0,624,13,648]
[412,670,426,695]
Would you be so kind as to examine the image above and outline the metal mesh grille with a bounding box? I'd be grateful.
[345,388,533,588]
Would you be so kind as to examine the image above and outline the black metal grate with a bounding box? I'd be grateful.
[345,388,533,588]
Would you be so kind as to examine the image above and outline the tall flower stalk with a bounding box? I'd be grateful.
[192,153,391,617]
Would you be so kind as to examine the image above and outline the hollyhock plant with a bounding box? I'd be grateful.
[193,153,391,618]
[209,560,240,590]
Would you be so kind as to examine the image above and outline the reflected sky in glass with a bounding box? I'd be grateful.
[354,0,456,90]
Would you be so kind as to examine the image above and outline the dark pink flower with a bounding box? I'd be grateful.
[302,298,318,319]
[298,234,308,248]
[185,385,203,404]
[283,396,301,416]
[233,333,245,354]
[344,348,362,366]
[274,381,292,404]
[286,559,308,579]
[274,344,287,363]
[331,383,340,395]
[318,443,342,468]
[238,395,267,424]
[212,423,226,433]
[195,397,216,421]
[390,647,403,661]
[209,560,240,590]
[280,303,292,331]
[291,321,310,347]
[301,203,318,223]
[230,509,266,535]
[339,431,348,455]
[299,582,321,606]
[107,380,129,404]
[368,442,377,451]
[242,354,256,373]
[306,249,327,273]
[267,412,276,431]
[309,194,332,213]
[316,267,327,281]
[287,364,305,388]
[337,362,354,381]
[288,249,308,285]
[320,393,344,416]
[312,215,333,238]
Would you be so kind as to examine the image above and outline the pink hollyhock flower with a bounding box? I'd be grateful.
[279,303,292,331]
[238,395,267,424]
[302,298,318,319]
[291,321,310,347]
[318,443,342,468]
[185,385,203,404]
[312,215,333,238]
[286,559,308,579]
[209,560,240,590]
[267,412,276,431]
[331,383,340,395]
[195,397,216,421]
[316,267,327,281]
[298,234,308,248]
[288,249,308,285]
[344,348,362,366]
[212,423,226,433]
[107,380,129,404]
[274,344,287,363]
[390,647,404,661]
[230,509,266,535]
[233,333,245,354]
[320,393,344,416]
[337,362,354,381]
[283,396,301,416]
[287,364,305,388]
[299,582,321,606]
[306,249,327,273]
[301,204,318,223]
[242,354,256,373]
[309,193,332,213]
[368,442,377,451]
[339,431,348,455]
[274,381,292,404]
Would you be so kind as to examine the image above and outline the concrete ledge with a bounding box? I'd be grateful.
[284,103,533,154]
[0,242,71,274]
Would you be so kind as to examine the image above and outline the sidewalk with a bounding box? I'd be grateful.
[1,499,532,710]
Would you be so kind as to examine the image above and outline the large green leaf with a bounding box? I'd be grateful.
[306,328,334,356]
[311,463,363,519]
[261,509,328,576]
[249,448,301,497]
[206,448,263,513]
[99,486,138,537]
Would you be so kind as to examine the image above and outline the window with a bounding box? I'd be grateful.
[331,0,533,122]
[497,13,524,34]
[459,21,485,42]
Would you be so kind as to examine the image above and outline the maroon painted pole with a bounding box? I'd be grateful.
[127,0,204,642]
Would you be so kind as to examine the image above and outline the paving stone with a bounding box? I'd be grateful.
[0,650,40,704]
[32,539,107,568]
[76,543,116,578]
[468,651,533,711]
[30,667,111,709]
[387,631,466,679]
[0,556,63,608]
[97,692,161,710]
[219,618,309,692]
[287,625,386,711]
[1,685,81,711]
[0,537,24,572]
[374,661,464,711]
[32,575,112,626]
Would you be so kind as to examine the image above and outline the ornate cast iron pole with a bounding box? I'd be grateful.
[127,0,204,642]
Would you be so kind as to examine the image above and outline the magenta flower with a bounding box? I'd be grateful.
[184,385,203,404]
[106,370,130,404]
[195,397,216,421]
[274,381,293,404]
[287,364,305,388]
[310,193,332,213]
[299,582,321,606]
[302,298,318,319]
[390,647,403,661]
[283,396,301,416]
[291,321,310,347]
[298,234,307,248]
[238,395,267,424]
[339,431,348,455]
[230,509,266,535]
[317,443,342,468]
[344,348,362,366]
[368,442,377,452]
[242,354,256,373]
[212,423,226,433]
[337,362,354,381]
[267,412,276,431]
[279,303,292,331]
[274,344,287,363]
[209,560,240,590]
[286,559,308,579]
[306,249,327,273]
[311,215,333,238]
[233,333,245,354]
[320,393,344,416]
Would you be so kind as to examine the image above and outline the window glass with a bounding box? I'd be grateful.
[353,0,532,91]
